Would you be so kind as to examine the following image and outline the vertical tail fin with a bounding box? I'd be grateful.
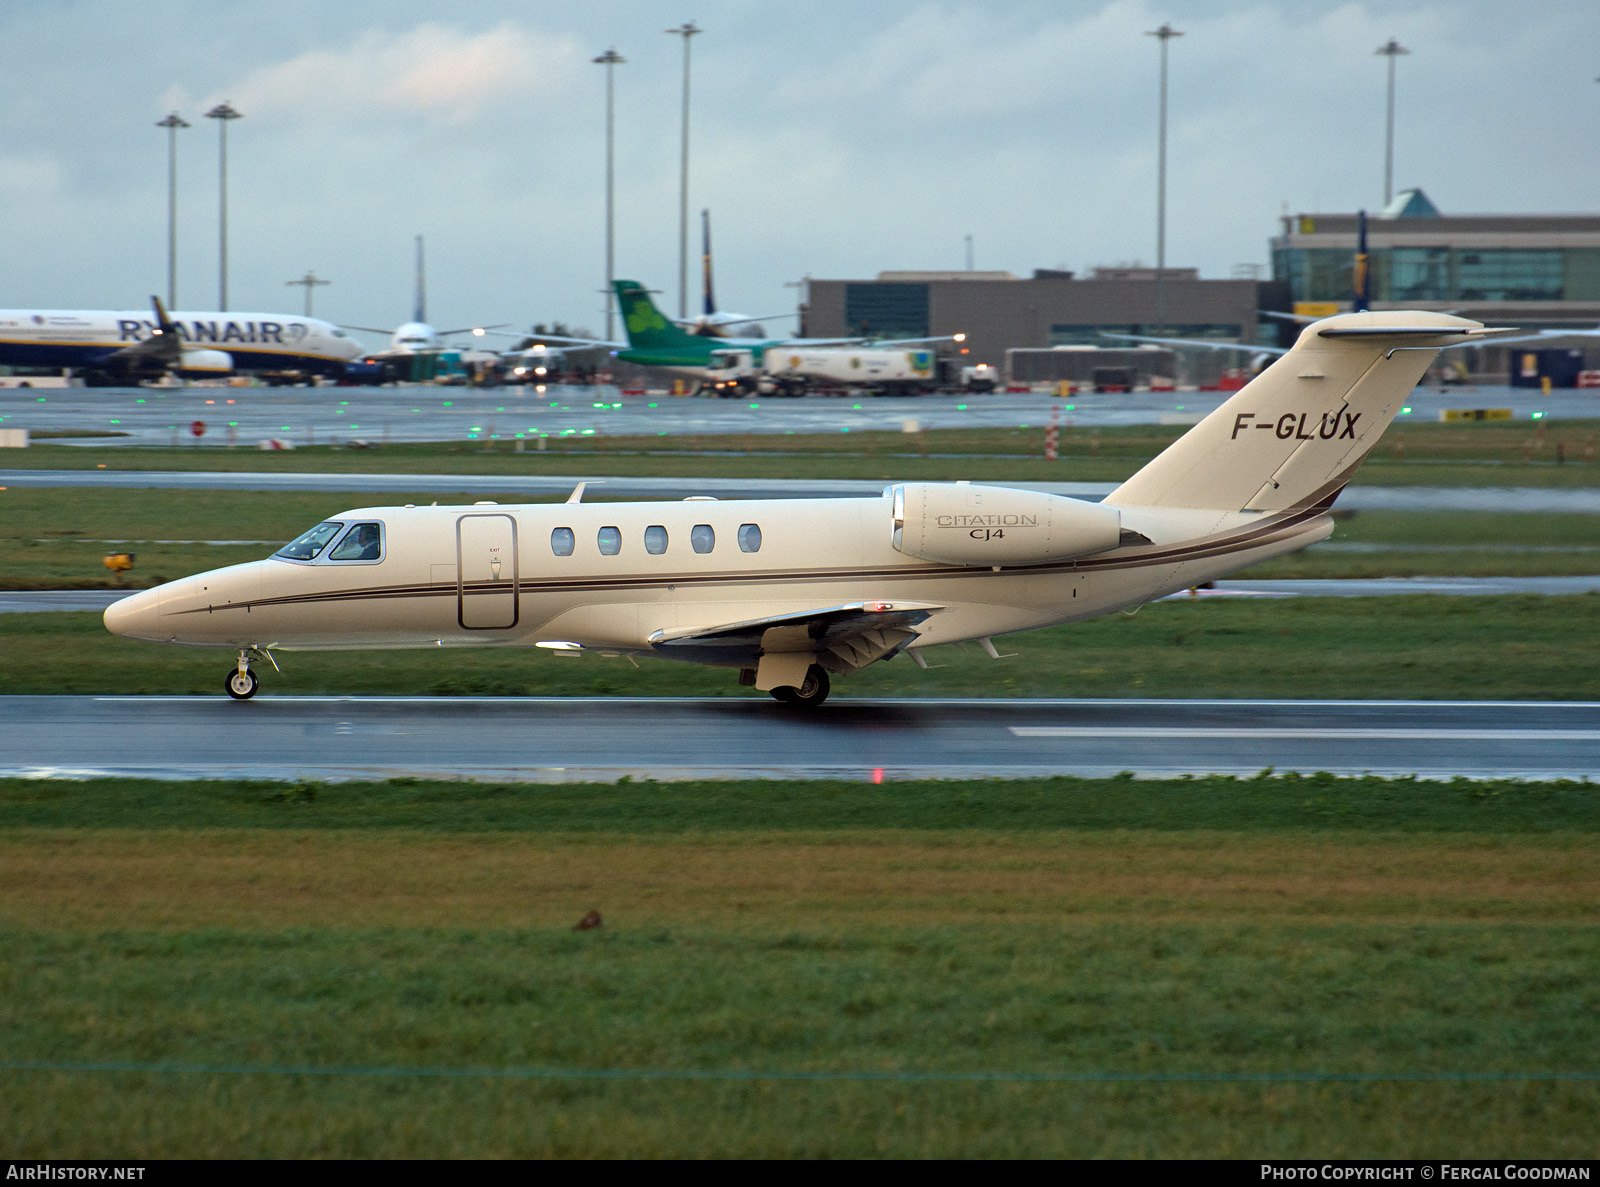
[1108,311,1492,512]
[701,209,716,317]
[414,234,426,324]
[613,280,706,351]
[1352,210,1370,313]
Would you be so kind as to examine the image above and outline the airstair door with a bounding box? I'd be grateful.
[457,514,518,630]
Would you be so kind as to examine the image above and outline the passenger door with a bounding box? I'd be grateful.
[456,514,518,630]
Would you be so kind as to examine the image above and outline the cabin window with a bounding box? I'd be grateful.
[691,524,715,554]
[644,525,669,554]
[738,524,762,553]
[551,527,575,557]
[597,525,622,556]
[329,521,384,562]
[275,521,344,561]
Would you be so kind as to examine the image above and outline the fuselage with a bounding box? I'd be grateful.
[103,492,1331,656]
[0,309,363,374]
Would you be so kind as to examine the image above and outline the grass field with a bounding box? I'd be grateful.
[6,417,1600,486]
[4,593,1598,699]
[1,774,1594,1157]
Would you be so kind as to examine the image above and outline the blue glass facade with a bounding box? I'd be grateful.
[844,283,928,337]
[1275,246,1600,304]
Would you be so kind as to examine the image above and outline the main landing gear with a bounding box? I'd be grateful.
[225,648,271,700]
[769,664,830,708]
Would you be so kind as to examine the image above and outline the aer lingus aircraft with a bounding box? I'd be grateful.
[534,280,955,380]
[104,310,1503,706]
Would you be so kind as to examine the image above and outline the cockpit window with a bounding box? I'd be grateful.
[329,521,383,562]
[275,521,344,560]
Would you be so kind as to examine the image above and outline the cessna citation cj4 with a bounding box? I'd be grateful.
[106,311,1502,706]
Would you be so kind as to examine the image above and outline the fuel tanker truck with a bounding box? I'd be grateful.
[705,346,940,397]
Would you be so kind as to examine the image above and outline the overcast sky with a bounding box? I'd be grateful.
[3,0,1597,343]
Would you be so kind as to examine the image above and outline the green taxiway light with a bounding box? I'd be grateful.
[648,402,658,408]
[581,429,595,435]
[228,422,237,427]
[471,427,482,432]
[136,399,145,404]
[852,404,862,410]
[496,407,505,412]
[957,404,968,410]
[1401,406,1413,414]
[749,402,759,409]
[110,419,119,424]
[1064,404,1075,410]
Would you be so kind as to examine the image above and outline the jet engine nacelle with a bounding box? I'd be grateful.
[889,482,1122,566]
[178,348,233,374]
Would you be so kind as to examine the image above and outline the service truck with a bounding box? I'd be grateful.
[706,347,938,397]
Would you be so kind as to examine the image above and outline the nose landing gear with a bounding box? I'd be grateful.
[225,647,274,700]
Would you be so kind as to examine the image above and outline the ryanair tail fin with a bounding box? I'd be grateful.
[1108,311,1498,512]
[614,280,705,352]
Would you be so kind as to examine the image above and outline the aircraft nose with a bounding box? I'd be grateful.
[103,586,164,641]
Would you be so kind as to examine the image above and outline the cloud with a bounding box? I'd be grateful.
[215,21,582,128]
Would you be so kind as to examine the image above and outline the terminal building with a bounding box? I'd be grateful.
[1273,188,1600,380]
[801,189,1600,389]
[800,269,1273,386]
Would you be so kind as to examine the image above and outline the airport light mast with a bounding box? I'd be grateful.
[665,21,702,320]
[1375,38,1409,207]
[593,48,625,343]
[205,102,243,312]
[1145,23,1182,333]
[155,112,189,309]
[286,271,330,317]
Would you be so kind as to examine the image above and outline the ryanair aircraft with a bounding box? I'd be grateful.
[0,296,362,383]
[105,311,1503,706]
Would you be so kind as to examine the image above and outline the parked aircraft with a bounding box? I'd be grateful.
[679,210,778,339]
[594,280,956,379]
[0,296,361,383]
[342,236,505,364]
[105,311,1503,706]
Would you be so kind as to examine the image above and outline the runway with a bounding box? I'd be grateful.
[2,696,1594,782]
[3,381,1595,447]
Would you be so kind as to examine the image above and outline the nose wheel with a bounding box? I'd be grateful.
[225,649,261,700]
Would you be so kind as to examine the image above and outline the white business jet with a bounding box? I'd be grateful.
[105,311,1503,706]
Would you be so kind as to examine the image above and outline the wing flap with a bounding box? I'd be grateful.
[649,601,940,671]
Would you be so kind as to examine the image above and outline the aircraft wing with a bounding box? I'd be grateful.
[437,323,511,337]
[338,324,397,337]
[648,600,940,672]
[1098,331,1288,357]
[106,296,184,368]
[504,332,628,348]
[1478,327,1600,346]
[787,334,966,348]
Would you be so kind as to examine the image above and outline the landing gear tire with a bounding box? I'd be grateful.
[226,668,259,700]
[769,665,829,708]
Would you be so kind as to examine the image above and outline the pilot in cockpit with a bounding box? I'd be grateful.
[331,522,382,561]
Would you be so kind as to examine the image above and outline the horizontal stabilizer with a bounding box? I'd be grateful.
[1108,311,1490,513]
